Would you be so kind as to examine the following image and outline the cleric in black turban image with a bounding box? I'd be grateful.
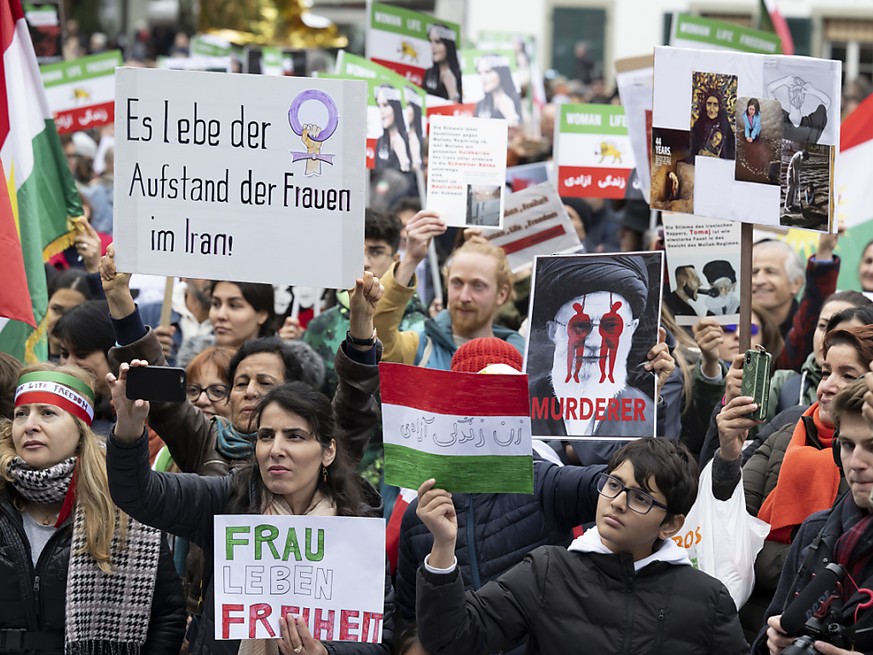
[525,253,664,464]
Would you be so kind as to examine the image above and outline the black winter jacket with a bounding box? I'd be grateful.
[752,496,873,653]
[106,431,394,655]
[417,545,747,655]
[0,489,185,655]
[395,459,604,624]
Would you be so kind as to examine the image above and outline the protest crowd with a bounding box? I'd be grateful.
[8,1,873,654]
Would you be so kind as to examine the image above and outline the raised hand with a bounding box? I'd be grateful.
[716,396,760,461]
[395,210,446,287]
[417,478,457,569]
[692,319,724,378]
[645,327,675,397]
[348,271,384,345]
[99,244,136,318]
[105,360,151,442]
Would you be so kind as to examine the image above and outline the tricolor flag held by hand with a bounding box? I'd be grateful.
[0,0,83,362]
[380,362,534,494]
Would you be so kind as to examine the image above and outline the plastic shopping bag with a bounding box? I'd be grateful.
[671,460,770,608]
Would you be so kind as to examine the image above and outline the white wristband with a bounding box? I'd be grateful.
[424,553,458,575]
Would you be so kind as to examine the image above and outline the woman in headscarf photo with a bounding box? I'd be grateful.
[689,80,736,160]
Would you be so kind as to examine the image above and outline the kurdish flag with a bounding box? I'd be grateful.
[379,362,533,494]
[1,0,83,362]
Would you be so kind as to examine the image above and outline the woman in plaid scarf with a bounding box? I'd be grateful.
[0,363,186,655]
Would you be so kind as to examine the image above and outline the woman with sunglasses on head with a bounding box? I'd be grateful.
[0,363,185,655]
[682,304,783,459]
[696,293,873,467]
[711,324,873,641]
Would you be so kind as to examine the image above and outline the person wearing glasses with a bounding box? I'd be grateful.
[414,438,746,654]
[185,346,233,420]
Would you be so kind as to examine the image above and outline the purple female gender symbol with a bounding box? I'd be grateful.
[288,89,339,141]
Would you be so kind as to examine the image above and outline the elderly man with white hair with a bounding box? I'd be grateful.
[752,234,839,372]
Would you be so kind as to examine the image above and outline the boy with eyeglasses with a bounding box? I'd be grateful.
[414,438,747,654]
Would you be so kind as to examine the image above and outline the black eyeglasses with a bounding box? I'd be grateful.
[596,473,670,515]
[186,384,229,402]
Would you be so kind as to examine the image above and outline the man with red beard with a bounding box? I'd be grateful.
[373,210,524,369]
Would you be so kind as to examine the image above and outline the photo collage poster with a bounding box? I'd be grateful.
[651,46,841,232]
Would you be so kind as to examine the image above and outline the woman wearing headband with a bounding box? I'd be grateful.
[0,364,185,655]
[423,24,461,103]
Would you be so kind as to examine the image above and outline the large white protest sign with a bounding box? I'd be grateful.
[114,68,366,288]
[481,182,580,272]
[651,46,840,233]
[615,56,654,204]
[426,114,507,228]
[213,515,385,642]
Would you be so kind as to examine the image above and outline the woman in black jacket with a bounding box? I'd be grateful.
[0,363,185,655]
[106,372,394,655]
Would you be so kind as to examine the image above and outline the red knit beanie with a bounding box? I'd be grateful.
[451,337,523,373]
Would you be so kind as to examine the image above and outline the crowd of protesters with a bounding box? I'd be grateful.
[7,16,873,655]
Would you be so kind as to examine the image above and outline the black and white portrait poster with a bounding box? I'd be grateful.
[662,215,741,326]
[524,253,663,461]
[651,46,840,232]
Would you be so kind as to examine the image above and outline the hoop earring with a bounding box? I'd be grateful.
[322,466,328,484]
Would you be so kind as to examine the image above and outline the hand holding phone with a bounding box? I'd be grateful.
[740,347,772,422]
[125,365,187,403]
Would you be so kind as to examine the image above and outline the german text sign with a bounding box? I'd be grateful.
[114,68,366,287]
[213,514,385,642]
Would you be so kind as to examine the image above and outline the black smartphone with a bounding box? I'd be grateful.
[740,348,772,422]
[126,366,187,403]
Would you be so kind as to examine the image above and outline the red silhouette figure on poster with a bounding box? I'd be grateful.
[565,298,592,383]
[599,294,624,383]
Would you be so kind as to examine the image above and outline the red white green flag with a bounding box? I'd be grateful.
[759,0,795,56]
[0,0,83,362]
[379,363,534,494]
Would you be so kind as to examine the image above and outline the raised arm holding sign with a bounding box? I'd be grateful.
[105,366,393,653]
